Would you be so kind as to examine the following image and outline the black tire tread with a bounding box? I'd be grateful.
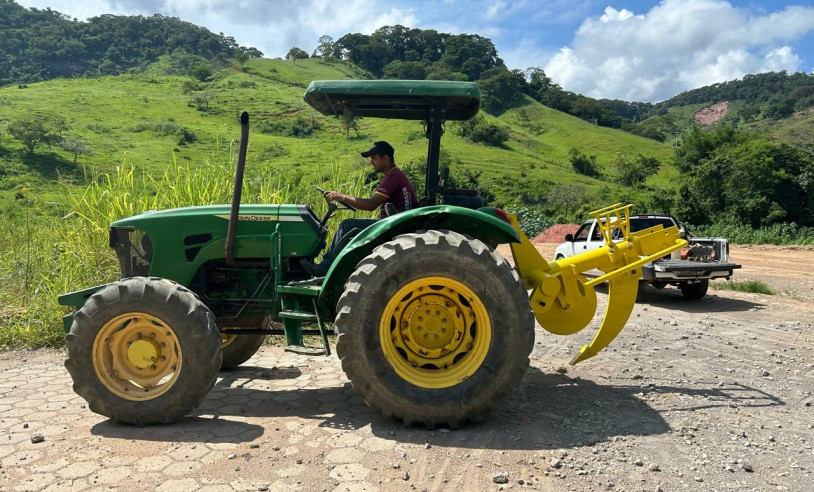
[335,230,534,428]
[65,277,222,425]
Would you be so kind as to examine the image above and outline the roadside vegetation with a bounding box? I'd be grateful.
[711,280,775,295]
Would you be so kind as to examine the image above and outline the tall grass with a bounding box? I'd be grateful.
[0,155,371,349]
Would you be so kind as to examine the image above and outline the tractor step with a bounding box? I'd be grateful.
[279,309,319,322]
[284,345,327,356]
[278,284,321,296]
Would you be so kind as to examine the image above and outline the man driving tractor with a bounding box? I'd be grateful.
[304,140,417,277]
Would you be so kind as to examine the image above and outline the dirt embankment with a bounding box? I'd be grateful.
[694,101,729,125]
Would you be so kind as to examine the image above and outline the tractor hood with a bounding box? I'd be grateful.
[110,204,324,285]
[111,204,307,228]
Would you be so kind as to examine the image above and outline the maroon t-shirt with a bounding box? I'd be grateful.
[375,168,418,219]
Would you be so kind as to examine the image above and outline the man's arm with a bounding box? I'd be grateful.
[324,190,386,211]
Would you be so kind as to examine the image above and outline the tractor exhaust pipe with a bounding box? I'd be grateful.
[225,111,249,266]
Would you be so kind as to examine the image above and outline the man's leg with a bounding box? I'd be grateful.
[315,218,377,275]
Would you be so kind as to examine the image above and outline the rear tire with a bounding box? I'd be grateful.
[680,279,709,300]
[220,334,266,370]
[335,230,534,428]
[65,277,222,425]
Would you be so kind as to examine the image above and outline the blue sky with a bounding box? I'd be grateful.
[16,0,814,102]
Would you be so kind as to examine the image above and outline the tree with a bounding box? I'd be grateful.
[548,184,588,221]
[181,79,200,95]
[340,112,360,139]
[382,60,426,80]
[477,67,526,114]
[191,91,214,112]
[235,50,249,70]
[8,114,67,154]
[59,136,94,163]
[312,35,334,63]
[189,63,212,82]
[285,47,309,64]
[614,153,661,187]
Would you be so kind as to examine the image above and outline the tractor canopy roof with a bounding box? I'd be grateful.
[303,80,481,121]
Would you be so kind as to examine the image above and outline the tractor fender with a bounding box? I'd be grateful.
[318,205,520,316]
[57,283,109,333]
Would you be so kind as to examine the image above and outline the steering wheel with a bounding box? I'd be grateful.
[317,186,356,211]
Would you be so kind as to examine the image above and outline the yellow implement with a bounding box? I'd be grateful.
[508,204,687,364]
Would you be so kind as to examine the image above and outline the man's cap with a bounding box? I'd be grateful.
[361,141,394,157]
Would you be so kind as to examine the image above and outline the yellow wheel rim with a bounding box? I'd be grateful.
[92,312,181,401]
[221,334,237,349]
[380,277,491,389]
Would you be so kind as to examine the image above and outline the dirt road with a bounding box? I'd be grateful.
[1,245,812,491]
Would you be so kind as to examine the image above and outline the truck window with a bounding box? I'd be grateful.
[591,224,602,241]
[573,223,592,241]
[630,217,675,233]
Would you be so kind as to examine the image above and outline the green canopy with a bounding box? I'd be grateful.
[303,80,481,121]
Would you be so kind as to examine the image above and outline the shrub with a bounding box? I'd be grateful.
[505,206,552,238]
[568,148,601,178]
[457,115,509,147]
[178,127,197,145]
[258,115,316,138]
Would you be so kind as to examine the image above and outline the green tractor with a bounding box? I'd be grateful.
[58,80,686,428]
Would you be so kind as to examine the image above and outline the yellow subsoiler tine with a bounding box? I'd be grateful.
[569,268,639,365]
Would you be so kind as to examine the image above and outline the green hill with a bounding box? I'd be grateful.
[0,57,674,215]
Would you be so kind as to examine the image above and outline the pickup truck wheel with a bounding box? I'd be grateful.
[680,279,709,300]
[335,230,535,429]
[220,334,266,370]
[65,277,222,425]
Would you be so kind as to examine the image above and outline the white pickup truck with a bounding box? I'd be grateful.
[553,214,741,299]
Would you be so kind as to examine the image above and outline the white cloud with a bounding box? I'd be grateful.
[544,0,814,102]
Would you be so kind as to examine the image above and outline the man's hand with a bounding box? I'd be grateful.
[324,191,346,203]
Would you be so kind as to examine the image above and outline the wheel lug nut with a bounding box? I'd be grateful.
[150,365,157,370]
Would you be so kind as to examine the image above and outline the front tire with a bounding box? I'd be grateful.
[680,279,709,300]
[335,230,534,428]
[65,277,222,425]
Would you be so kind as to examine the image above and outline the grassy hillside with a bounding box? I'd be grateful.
[745,107,814,148]
[0,57,675,216]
